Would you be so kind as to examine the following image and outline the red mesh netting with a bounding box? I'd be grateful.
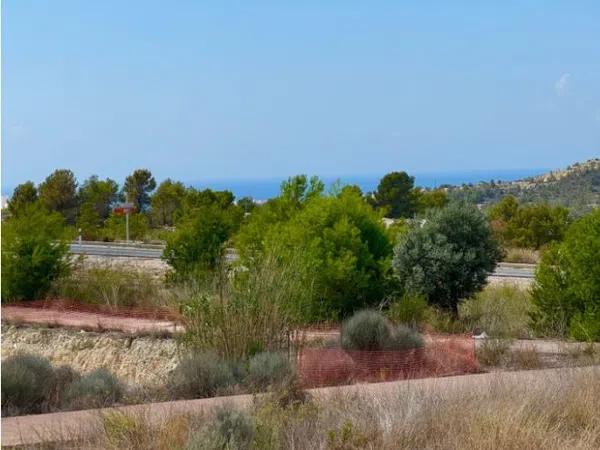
[297,334,479,388]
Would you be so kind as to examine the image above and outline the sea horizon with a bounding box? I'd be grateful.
[187,167,549,201]
[1,168,548,201]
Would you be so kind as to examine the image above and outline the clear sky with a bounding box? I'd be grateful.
[2,1,600,191]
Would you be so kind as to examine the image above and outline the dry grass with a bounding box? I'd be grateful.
[503,247,540,264]
[54,369,600,450]
[50,263,173,309]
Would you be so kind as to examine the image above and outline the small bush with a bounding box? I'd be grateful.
[1,354,56,415]
[49,364,81,407]
[459,284,532,338]
[392,324,425,350]
[423,307,467,334]
[511,347,542,370]
[63,368,123,410]
[169,353,235,399]
[186,406,255,450]
[247,352,294,390]
[341,310,394,351]
[387,293,428,328]
[179,252,299,360]
[341,310,423,351]
[476,339,511,366]
[2,204,72,302]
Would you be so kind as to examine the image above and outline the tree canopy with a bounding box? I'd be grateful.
[489,196,570,249]
[1,203,72,302]
[369,171,419,218]
[237,179,392,320]
[123,169,156,211]
[7,181,38,217]
[150,179,187,226]
[393,204,502,311]
[78,176,119,220]
[38,169,78,224]
[531,208,600,341]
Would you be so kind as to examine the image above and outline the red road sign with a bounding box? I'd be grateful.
[113,203,136,215]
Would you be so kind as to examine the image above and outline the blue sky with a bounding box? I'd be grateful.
[2,1,600,191]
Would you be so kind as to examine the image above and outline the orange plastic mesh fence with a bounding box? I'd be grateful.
[297,334,479,388]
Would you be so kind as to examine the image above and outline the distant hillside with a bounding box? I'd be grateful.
[447,158,600,214]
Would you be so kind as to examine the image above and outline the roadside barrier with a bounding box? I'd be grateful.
[297,334,479,388]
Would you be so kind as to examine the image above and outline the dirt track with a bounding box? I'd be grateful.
[1,305,183,335]
[2,366,597,448]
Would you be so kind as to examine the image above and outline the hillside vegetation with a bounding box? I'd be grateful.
[448,158,600,214]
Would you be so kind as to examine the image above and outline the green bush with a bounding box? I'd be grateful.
[237,181,392,321]
[247,352,294,390]
[186,406,255,450]
[387,293,429,328]
[63,368,123,410]
[489,196,570,249]
[50,364,81,406]
[164,202,242,280]
[459,284,532,338]
[100,212,149,241]
[341,310,394,351]
[1,203,72,302]
[169,353,235,400]
[341,310,423,351]
[1,354,56,415]
[393,203,502,311]
[392,324,425,350]
[531,208,600,340]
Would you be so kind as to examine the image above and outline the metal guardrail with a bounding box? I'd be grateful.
[69,242,164,259]
[68,242,536,279]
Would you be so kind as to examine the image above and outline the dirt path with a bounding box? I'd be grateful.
[1,305,183,335]
[2,366,597,448]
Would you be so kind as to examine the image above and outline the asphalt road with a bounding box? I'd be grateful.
[69,242,536,278]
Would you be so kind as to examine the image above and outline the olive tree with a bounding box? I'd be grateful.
[393,204,502,311]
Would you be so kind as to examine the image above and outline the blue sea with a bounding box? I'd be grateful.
[1,168,547,201]
[188,168,548,201]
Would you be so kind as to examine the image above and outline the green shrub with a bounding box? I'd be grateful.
[531,208,600,340]
[476,339,511,366]
[424,307,467,334]
[341,310,423,351]
[247,352,294,390]
[392,324,425,350]
[63,368,123,410]
[459,284,532,338]
[164,202,242,280]
[393,203,502,311]
[569,310,600,342]
[169,353,235,400]
[100,212,149,241]
[186,406,255,450]
[49,364,81,407]
[1,354,56,415]
[1,203,72,302]
[341,310,394,351]
[387,293,428,328]
[237,182,392,321]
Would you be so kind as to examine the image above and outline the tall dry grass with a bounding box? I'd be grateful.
[73,368,600,450]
